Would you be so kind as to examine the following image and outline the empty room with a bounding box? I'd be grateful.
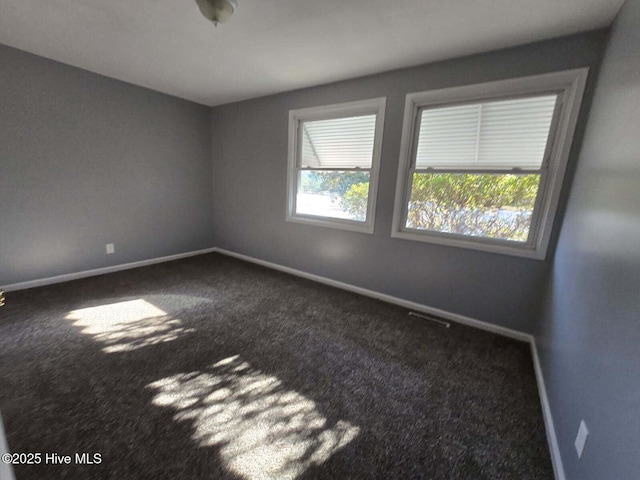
[0,0,638,479]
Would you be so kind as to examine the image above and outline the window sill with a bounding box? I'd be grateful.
[287,214,374,234]
[391,229,546,259]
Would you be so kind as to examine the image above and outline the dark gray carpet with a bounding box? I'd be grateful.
[0,253,553,479]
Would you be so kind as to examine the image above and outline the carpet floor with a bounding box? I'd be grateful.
[0,253,553,479]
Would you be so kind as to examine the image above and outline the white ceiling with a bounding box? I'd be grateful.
[0,0,624,106]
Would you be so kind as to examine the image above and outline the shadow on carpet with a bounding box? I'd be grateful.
[0,253,553,479]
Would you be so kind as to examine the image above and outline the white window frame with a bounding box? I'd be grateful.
[391,69,588,259]
[287,97,386,234]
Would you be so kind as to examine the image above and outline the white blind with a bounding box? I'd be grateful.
[300,114,376,168]
[415,94,558,170]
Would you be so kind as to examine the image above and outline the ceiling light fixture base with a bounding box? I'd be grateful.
[196,0,238,26]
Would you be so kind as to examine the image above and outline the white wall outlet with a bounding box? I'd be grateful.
[575,420,589,459]
[105,243,115,255]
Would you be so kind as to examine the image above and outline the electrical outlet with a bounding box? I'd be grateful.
[105,243,115,254]
[575,420,589,459]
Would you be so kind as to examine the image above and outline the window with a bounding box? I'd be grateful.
[287,98,386,233]
[392,69,588,259]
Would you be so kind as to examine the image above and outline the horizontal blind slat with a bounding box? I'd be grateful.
[415,94,557,170]
[301,114,377,168]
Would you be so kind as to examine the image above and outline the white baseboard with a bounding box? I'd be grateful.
[1,247,217,292]
[531,340,566,480]
[213,247,532,343]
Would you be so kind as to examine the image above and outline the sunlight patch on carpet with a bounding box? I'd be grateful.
[147,355,359,480]
[66,299,195,353]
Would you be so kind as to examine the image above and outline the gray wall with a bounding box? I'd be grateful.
[535,1,640,479]
[0,44,213,286]
[0,412,14,480]
[211,32,607,333]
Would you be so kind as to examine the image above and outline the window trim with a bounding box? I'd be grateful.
[391,69,588,259]
[286,97,386,234]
